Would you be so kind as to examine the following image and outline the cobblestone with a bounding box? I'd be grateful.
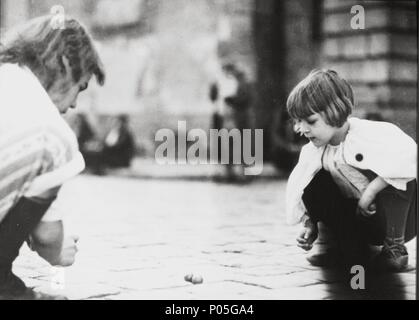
[13,173,417,300]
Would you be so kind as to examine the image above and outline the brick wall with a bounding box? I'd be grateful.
[321,0,417,138]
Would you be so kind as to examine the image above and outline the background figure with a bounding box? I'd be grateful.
[102,114,135,169]
[68,113,103,174]
[70,113,96,157]
[79,114,135,175]
[209,63,253,182]
[271,110,307,173]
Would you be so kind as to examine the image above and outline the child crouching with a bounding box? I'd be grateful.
[285,69,417,272]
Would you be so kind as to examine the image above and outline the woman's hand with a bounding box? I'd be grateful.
[30,221,79,267]
[56,235,79,267]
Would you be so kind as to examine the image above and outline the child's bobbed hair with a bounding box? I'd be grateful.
[286,69,354,127]
[0,15,105,90]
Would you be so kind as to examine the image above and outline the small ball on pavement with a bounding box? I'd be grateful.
[191,275,203,284]
[184,273,193,282]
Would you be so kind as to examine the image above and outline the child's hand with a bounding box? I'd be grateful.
[296,221,318,251]
[357,191,377,217]
[57,235,79,267]
[358,177,388,217]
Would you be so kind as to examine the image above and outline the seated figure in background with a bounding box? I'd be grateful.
[102,114,135,169]
[78,114,135,175]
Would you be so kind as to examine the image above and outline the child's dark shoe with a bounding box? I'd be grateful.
[372,242,408,272]
[306,247,341,268]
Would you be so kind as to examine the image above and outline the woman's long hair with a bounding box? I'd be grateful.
[0,15,105,90]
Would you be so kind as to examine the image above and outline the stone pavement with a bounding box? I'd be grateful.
[13,163,417,300]
[99,158,284,180]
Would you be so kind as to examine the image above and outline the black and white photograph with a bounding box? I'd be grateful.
[0,0,417,303]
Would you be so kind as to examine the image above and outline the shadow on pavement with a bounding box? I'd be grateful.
[321,266,410,300]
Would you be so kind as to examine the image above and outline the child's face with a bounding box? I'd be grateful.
[294,113,341,147]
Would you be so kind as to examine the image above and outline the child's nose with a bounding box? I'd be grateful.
[300,123,310,133]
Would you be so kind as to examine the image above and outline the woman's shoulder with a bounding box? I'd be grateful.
[0,63,36,99]
[0,62,27,75]
[0,63,38,87]
[0,62,59,121]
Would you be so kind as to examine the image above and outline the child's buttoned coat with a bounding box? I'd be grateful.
[286,117,417,225]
